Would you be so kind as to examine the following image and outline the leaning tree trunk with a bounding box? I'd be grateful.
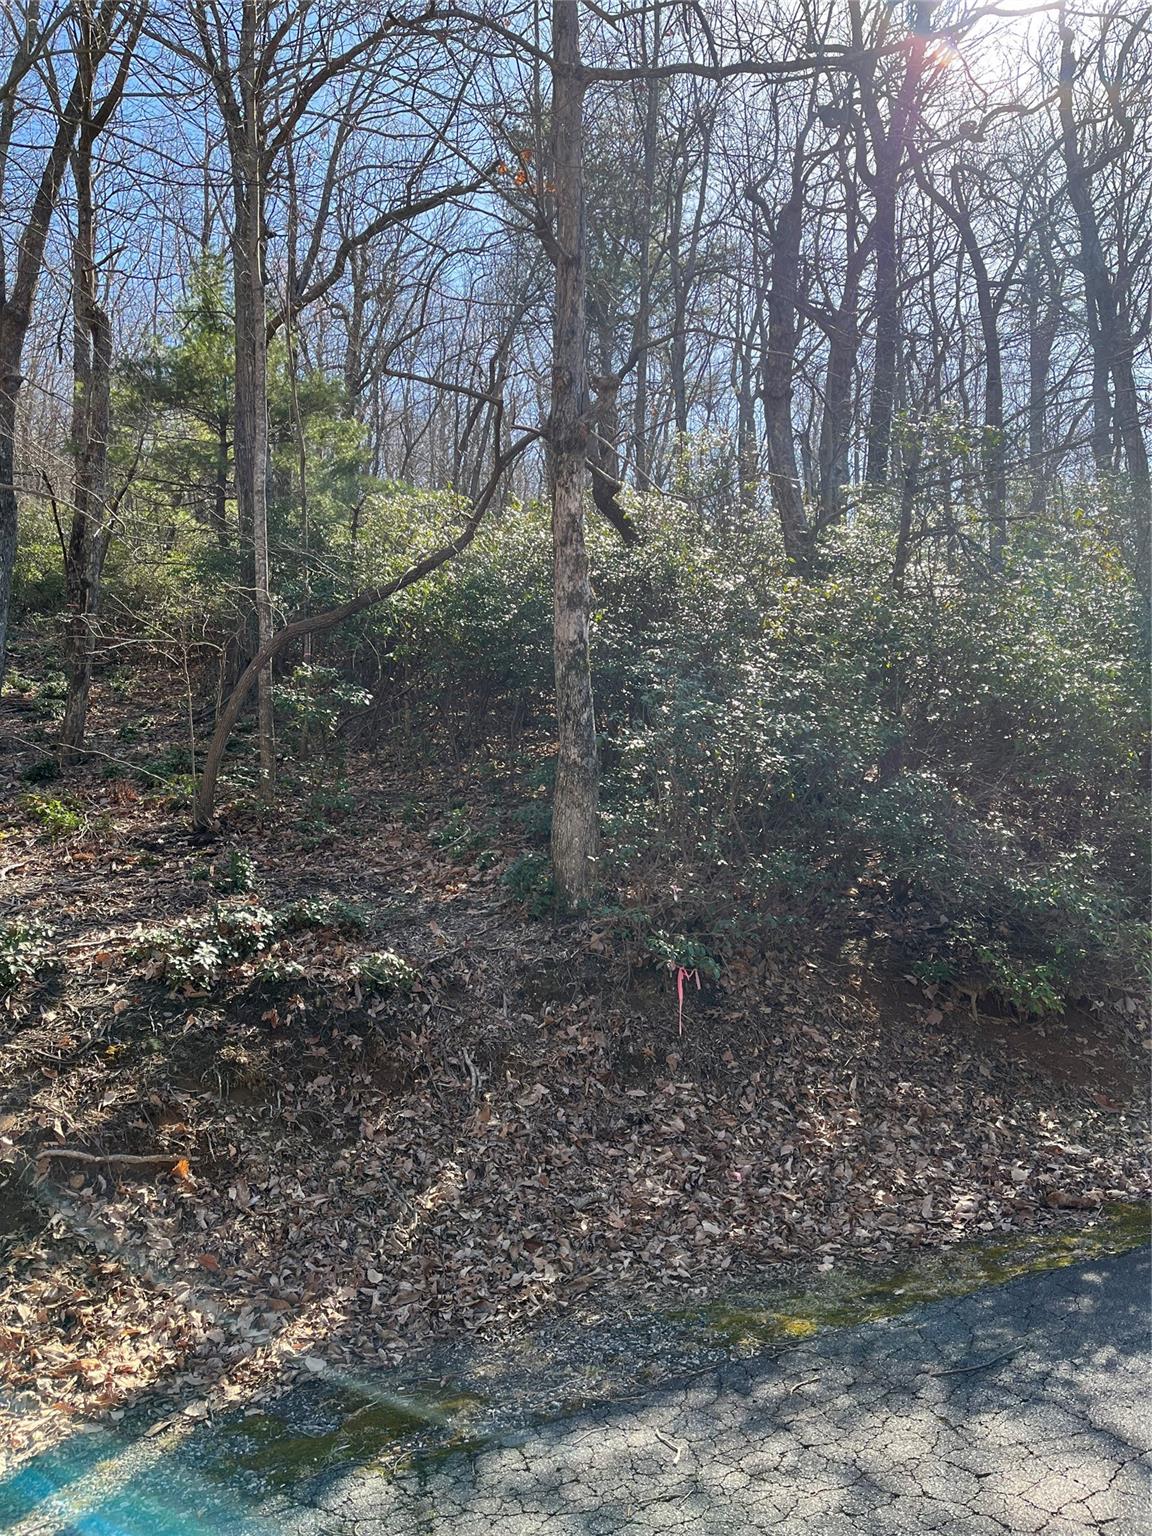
[548,0,599,908]
[191,433,529,831]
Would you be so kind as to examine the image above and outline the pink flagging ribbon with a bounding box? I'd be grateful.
[676,966,700,1037]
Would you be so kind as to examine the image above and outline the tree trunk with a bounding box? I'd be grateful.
[735,295,758,519]
[1086,294,1112,477]
[232,0,276,794]
[978,290,1007,570]
[917,162,1007,566]
[815,230,869,526]
[864,149,902,487]
[865,11,930,487]
[1025,253,1059,519]
[630,12,660,490]
[0,380,16,685]
[60,122,113,762]
[1058,22,1150,598]
[0,66,87,683]
[548,0,599,908]
[758,164,809,566]
[211,416,230,549]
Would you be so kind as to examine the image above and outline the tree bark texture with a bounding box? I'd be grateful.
[60,117,113,760]
[232,0,276,791]
[548,0,600,909]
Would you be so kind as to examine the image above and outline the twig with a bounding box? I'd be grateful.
[927,1347,1020,1377]
[652,1427,686,1464]
[2,727,172,785]
[36,1146,186,1168]
[459,1047,481,1095]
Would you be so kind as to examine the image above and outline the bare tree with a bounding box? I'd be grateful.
[0,0,139,684]
[58,0,145,758]
[1056,2,1150,596]
[546,0,600,906]
[170,0,483,795]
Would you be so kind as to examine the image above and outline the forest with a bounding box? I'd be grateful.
[0,0,1148,1510]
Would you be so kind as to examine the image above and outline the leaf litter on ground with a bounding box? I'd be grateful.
[0,738,1148,1473]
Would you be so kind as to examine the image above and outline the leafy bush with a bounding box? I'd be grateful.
[20,793,83,840]
[353,950,418,994]
[12,399,1138,1015]
[132,895,371,986]
[278,663,371,749]
[131,895,387,996]
[502,851,555,916]
[0,919,56,992]
[131,904,283,987]
[145,745,196,782]
[20,757,61,786]
[38,672,68,702]
[328,493,1143,1008]
[283,896,370,936]
[210,849,258,894]
[428,805,489,853]
[641,928,721,981]
[592,507,1145,1010]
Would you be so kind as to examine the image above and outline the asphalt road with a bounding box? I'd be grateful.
[5,1246,1149,1535]
[311,1246,1151,1536]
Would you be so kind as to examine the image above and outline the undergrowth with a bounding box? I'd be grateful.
[130,896,374,990]
[0,919,56,992]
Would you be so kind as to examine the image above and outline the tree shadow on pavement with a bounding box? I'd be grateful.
[2,1247,1148,1535]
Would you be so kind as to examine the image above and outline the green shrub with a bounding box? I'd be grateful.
[0,919,56,992]
[11,424,1139,1014]
[428,805,489,852]
[345,494,1142,1007]
[20,757,61,786]
[211,848,258,894]
[587,502,1142,1007]
[353,950,418,994]
[278,663,371,748]
[130,904,283,987]
[253,957,310,987]
[145,745,195,782]
[641,928,721,981]
[502,851,555,917]
[21,793,83,840]
[39,672,68,702]
[284,895,371,936]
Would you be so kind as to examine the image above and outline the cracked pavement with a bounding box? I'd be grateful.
[5,1246,1149,1535]
[301,1247,1151,1536]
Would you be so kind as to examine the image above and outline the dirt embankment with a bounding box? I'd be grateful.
[1,724,1148,1471]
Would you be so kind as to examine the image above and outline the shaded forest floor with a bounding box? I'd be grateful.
[1,667,1148,1472]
